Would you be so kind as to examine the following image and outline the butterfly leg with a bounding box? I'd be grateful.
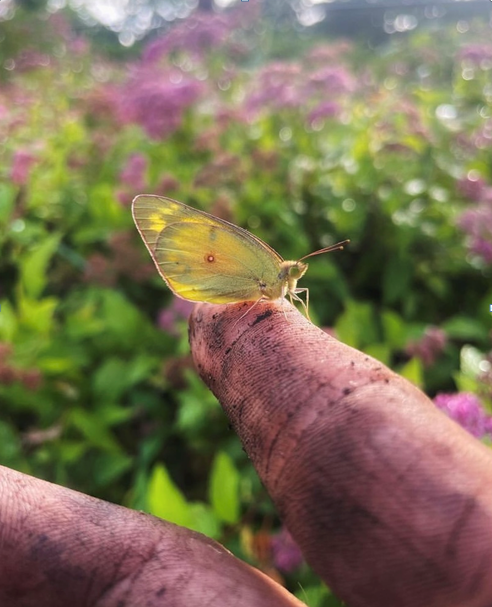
[232,297,265,328]
[288,288,310,320]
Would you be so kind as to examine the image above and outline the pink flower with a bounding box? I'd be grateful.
[434,393,491,439]
[245,62,304,114]
[118,68,203,140]
[158,298,194,336]
[457,202,492,264]
[142,12,238,61]
[14,50,50,72]
[308,101,340,124]
[156,174,180,194]
[307,41,354,64]
[456,175,487,202]
[458,43,492,65]
[120,153,148,189]
[308,66,356,95]
[405,326,447,367]
[271,528,303,573]
[10,150,36,185]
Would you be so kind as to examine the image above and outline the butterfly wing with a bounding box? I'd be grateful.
[132,195,284,304]
[132,195,207,250]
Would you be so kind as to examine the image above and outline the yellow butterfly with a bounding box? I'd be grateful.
[132,194,349,317]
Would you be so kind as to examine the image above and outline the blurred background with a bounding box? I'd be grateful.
[1,0,491,604]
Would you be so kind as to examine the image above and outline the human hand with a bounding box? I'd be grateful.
[2,301,492,607]
[190,301,492,607]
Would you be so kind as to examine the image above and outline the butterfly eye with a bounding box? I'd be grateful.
[288,264,304,280]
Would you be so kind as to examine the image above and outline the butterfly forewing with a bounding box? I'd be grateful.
[132,195,202,249]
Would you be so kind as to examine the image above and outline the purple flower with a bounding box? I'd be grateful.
[10,150,36,185]
[456,175,487,202]
[308,101,340,125]
[434,392,491,439]
[245,62,304,114]
[14,50,51,72]
[470,238,492,262]
[308,66,356,95]
[457,202,492,265]
[142,13,233,61]
[158,297,194,336]
[458,43,492,66]
[271,528,303,573]
[307,41,355,64]
[120,153,148,189]
[473,119,492,150]
[118,68,203,140]
[406,326,447,367]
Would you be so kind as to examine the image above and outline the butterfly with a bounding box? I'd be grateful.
[132,194,349,318]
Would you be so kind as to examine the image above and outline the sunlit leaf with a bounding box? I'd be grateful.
[209,451,240,525]
[147,463,193,528]
[20,233,60,298]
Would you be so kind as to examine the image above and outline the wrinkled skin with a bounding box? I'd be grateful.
[1,301,492,607]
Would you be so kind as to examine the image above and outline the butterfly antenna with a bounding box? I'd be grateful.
[298,239,350,262]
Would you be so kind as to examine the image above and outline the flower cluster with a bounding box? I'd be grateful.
[120,153,148,189]
[10,149,37,186]
[405,326,447,367]
[434,392,492,439]
[458,43,492,66]
[117,66,204,140]
[144,13,238,61]
[456,175,492,265]
[116,153,149,204]
[158,297,194,337]
[271,527,304,573]
[244,60,355,126]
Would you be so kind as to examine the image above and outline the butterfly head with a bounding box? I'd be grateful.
[277,260,309,296]
[287,261,308,281]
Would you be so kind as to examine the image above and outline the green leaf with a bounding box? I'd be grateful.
[453,372,480,394]
[92,358,133,403]
[443,317,487,341]
[100,290,149,349]
[19,296,58,335]
[399,357,423,388]
[0,183,16,227]
[91,453,133,488]
[363,343,390,365]
[209,451,240,525]
[20,233,60,298]
[381,310,408,350]
[92,355,156,403]
[382,256,412,305]
[0,421,22,466]
[334,300,377,349]
[147,463,193,528]
[295,584,331,607]
[0,300,18,341]
[69,409,122,453]
[188,502,221,538]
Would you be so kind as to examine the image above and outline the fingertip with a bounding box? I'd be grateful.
[189,301,311,382]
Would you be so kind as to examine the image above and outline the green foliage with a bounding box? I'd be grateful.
[209,451,241,525]
[148,462,196,528]
[146,453,240,537]
[0,7,491,605]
